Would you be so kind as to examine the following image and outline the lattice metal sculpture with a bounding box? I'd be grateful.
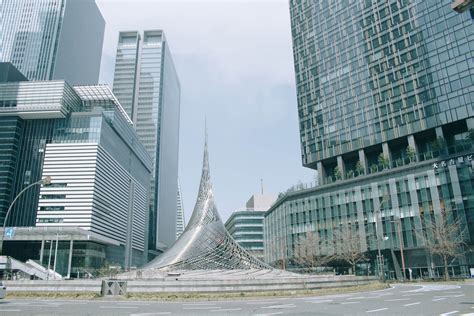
[143,133,270,271]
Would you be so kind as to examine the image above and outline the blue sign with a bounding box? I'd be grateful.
[4,227,15,239]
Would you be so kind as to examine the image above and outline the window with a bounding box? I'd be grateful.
[39,206,64,211]
[40,195,66,199]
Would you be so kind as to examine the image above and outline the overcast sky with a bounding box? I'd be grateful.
[96,0,314,222]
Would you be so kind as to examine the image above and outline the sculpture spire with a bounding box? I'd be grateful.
[142,127,270,271]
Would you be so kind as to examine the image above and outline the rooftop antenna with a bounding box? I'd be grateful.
[260,178,264,195]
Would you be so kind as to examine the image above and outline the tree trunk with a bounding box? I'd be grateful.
[443,256,450,281]
[352,263,356,275]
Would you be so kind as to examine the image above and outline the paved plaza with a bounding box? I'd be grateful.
[0,283,473,315]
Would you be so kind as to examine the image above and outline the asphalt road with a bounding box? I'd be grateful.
[0,283,473,315]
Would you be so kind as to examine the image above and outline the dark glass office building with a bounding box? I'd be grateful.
[1,0,105,85]
[264,0,474,278]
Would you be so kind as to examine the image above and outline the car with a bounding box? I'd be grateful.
[0,281,6,299]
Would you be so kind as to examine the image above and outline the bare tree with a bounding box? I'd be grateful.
[293,230,334,272]
[332,225,368,275]
[418,211,466,281]
[267,236,288,270]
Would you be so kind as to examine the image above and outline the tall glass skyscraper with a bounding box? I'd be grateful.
[113,30,181,251]
[264,1,474,278]
[1,0,105,84]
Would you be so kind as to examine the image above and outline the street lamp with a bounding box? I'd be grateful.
[0,176,51,255]
[375,194,390,281]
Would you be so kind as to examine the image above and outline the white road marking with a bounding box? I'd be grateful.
[433,298,447,302]
[403,285,461,292]
[6,304,59,307]
[403,293,424,296]
[434,294,465,298]
[183,303,216,306]
[307,299,333,304]
[341,301,360,305]
[130,313,171,316]
[440,311,459,316]
[247,301,280,305]
[261,304,296,309]
[99,306,138,309]
[211,308,242,312]
[348,296,366,300]
[0,310,22,312]
[442,291,464,294]
[404,302,421,307]
[385,298,411,302]
[183,307,216,310]
[367,308,388,313]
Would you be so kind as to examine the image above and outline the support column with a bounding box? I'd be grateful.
[466,118,474,130]
[358,149,368,175]
[39,238,45,264]
[317,162,326,185]
[435,126,444,139]
[407,135,418,158]
[67,239,73,279]
[47,240,53,280]
[337,155,345,179]
[382,142,392,168]
[53,234,59,277]
[124,179,134,270]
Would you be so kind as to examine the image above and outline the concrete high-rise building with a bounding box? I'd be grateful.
[1,0,104,84]
[0,77,152,274]
[176,181,185,239]
[225,193,276,261]
[265,1,474,278]
[112,30,180,251]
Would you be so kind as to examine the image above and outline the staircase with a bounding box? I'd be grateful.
[0,256,62,280]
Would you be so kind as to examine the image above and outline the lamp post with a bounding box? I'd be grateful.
[375,195,390,281]
[0,176,51,255]
[375,212,384,281]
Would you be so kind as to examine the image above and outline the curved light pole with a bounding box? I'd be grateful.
[0,176,51,255]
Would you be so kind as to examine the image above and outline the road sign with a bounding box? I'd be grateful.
[4,227,15,239]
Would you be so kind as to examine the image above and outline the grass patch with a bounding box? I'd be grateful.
[126,282,388,301]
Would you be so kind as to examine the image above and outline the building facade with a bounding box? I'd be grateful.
[1,0,104,84]
[0,62,28,83]
[0,80,152,273]
[112,30,181,250]
[226,193,276,261]
[264,0,474,278]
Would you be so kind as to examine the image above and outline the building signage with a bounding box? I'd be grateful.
[433,154,472,169]
[4,227,15,239]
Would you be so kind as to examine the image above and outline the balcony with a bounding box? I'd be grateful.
[452,0,474,13]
